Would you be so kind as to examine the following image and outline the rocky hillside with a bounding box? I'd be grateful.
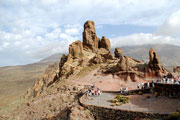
[12,21,168,120]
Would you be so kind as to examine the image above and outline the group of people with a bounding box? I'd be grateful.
[157,76,180,85]
[120,87,128,93]
[86,84,101,96]
[137,82,152,89]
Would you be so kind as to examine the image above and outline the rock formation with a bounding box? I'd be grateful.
[146,48,166,77]
[173,66,180,73]
[68,40,84,59]
[83,21,100,53]
[19,20,171,119]
[148,48,162,71]
[99,36,111,51]
[26,21,168,99]
[114,48,123,58]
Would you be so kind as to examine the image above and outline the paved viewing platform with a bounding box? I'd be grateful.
[83,92,180,114]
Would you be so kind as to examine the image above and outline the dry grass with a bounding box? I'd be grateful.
[0,62,53,116]
[77,64,100,77]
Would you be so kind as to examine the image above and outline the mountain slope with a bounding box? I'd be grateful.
[120,44,180,67]
[0,54,61,116]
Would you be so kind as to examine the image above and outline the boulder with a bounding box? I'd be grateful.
[83,21,100,52]
[173,66,180,73]
[114,48,123,58]
[99,36,111,51]
[69,40,84,59]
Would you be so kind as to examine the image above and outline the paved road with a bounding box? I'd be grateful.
[84,93,180,114]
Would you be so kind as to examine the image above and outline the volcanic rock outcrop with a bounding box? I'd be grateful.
[99,36,111,51]
[173,66,180,73]
[146,48,166,77]
[114,48,123,59]
[26,20,167,98]
[20,20,170,119]
[69,40,84,59]
[83,21,100,53]
[148,48,162,71]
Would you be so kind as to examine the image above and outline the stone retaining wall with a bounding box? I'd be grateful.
[79,96,168,120]
[154,83,180,98]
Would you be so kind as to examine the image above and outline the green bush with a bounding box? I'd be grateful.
[109,95,129,106]
[138,91,143,95]
[165,112,180,120]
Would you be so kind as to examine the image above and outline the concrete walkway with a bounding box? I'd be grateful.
[84,93,180,114]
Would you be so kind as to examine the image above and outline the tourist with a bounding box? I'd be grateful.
[137,82,140,89]
[94,90,97,96]
[91,83,95,89]
[147,82,150,88]
[157,77,161,83]
[162,77,166,84]
[141,82,144,89]
[165,76,168,84]
[171,78,174,84]
[97,88,101,96]
[152,80,155,87]
[88,89,92,96]
[167,78,170,84]
[126,87,128,92]
[175,81,179,85]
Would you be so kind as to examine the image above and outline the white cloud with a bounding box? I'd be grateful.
[110,33,178,48]
[156,9,180,36]
[0,0,180,66]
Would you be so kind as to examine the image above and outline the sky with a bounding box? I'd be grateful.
[0,0,180,67]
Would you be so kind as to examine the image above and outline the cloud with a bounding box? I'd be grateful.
[156,9,180,36]
[110,33,178,48]
[0,0,180,66]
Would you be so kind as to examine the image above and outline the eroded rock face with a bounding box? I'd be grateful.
[114,48,123,59]
[148,48,162,71]
[173,66,180,73]
[69,40,84,59]
[83,21,100,52]
[99,36,111,51]
[25,63,60,98]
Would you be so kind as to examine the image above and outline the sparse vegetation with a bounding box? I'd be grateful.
[84,109,91,116]
[77,64,100,76]
[138,91,143,95]
[165,112,180,120]
[154,92,159,97]
[109,95,129,106]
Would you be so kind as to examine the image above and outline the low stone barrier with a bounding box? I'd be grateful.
[79,95,168,120]
[154,83,180,98]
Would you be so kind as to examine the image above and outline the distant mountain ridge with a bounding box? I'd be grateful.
[121,44,180,67]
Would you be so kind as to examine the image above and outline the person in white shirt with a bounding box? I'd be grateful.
[147,82,150,88]
[171,78,174,84]
[141,83,144,89]
[137,82,140,89]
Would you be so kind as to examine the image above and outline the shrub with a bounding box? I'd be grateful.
[138,91,143,95]
[109,95,129,106]
[165,112,180,120]
[154,92,159,97]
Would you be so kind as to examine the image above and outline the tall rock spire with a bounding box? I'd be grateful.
[83,20,100,53]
